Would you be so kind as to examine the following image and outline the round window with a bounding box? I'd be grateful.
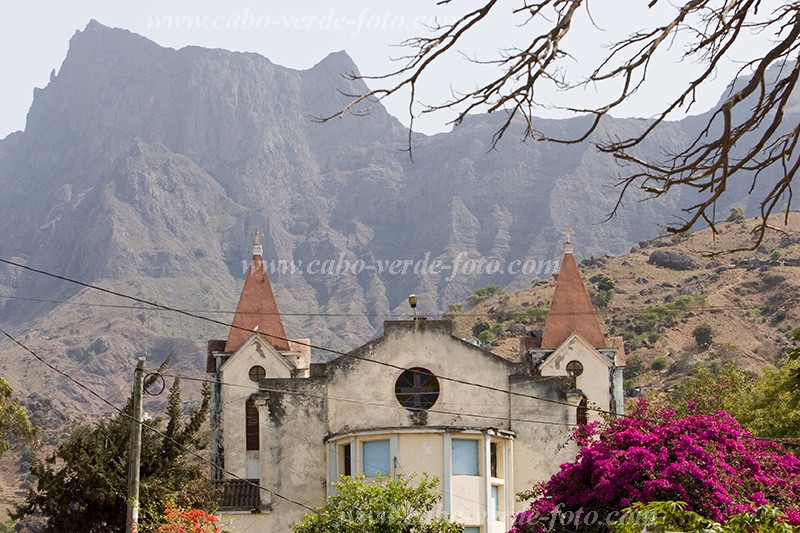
[249,365,266,382]
[395,367,440,411]
[566,360,584,377]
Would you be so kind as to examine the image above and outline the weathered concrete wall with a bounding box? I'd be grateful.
[325,320,516,435]
[259,377,328,531]
[509,374,578,514]
[219,335,292,478]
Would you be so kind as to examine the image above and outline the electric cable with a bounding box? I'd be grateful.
[0,326,314,511]
[2,256,798,445]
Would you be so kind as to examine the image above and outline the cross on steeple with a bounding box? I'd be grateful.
[562,227,574,253]
[251,229,264,256]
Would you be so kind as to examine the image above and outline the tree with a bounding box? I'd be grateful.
[326,1,800,250]
[659,360,800,453]
[466,284,504,307]
[293,474,463,533]
[787,327,800,393]
[0,377,35,453]
[727,206,746,223]
[510,402,800,532]
[12,371,217,533]
[692,322,714,347]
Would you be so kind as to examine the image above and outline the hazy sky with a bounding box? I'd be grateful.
[0,1,775,139]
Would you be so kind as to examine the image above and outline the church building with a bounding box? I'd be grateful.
[207,235,625,532]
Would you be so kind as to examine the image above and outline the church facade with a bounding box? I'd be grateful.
[207,238,625,532]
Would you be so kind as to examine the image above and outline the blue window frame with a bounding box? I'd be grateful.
[362,439,390,477]
[452,438,479,475]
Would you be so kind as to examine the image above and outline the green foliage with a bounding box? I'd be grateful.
[664,358,800,452]
[0,377,36,454]
[727,206,746,223]
[650,356,669,371]
[772,250,784,261]
[471,320,504,344]
[693,322,714,347]
[466,284,504,307]
[592,289,613,309]
[669,362,751,417]
[12,368,217,533]
[0,519,16,533]
[788,327,800,394]
[592,276,615,309]
[293,474,462,533]
[469,303,548,345]
[613,501,799,532]
[597,276,615,292]
[471,321,490,337]
[625,294,706,345]
[443,303,464,319]
[624,356,644,379]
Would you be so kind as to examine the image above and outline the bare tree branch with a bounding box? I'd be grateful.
[323,0,800,251]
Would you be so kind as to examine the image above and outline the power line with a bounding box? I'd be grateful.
[0,326,314,512]
[2,257,797,445]
[0,257,607,416]
[0,293,780,317]
[162,371,577,429]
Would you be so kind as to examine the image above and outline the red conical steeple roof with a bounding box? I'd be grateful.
[541,242,606,349]
[224,232,290,352]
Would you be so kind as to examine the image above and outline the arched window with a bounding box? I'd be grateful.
[245,399,259,451]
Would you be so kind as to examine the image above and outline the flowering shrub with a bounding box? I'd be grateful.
[511,401,800,532]
[153,502,222,533]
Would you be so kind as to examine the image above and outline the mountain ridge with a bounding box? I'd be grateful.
[0,20,798,414]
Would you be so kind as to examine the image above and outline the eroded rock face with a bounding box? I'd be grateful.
[0,21,789,353]
[647,250,699,271]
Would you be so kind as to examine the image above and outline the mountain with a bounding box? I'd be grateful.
[0,20,797,421]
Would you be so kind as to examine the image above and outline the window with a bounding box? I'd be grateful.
[577,397,588,426]
[249,365,266,382]
[491,485,500,521]
[395,367,440,410]
[490,442,498,478]
[362,440,390,477]
[452,439,479,475]
[245,399,259,451]
[342,443,352,477]
[463,528,481,533]
[566,360,584,377]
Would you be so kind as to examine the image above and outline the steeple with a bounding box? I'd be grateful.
[224,230,290,352]
[540,234,606,349]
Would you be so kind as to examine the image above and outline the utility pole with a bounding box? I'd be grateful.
[126,357,145,533]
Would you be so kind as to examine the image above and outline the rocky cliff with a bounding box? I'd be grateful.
[0,21,795,415]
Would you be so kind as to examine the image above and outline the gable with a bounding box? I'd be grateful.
[537,332,612,376]
[219,333,294,380]
[323,321,521,435]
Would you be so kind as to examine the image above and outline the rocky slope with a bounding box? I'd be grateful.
[454,214,800,395]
